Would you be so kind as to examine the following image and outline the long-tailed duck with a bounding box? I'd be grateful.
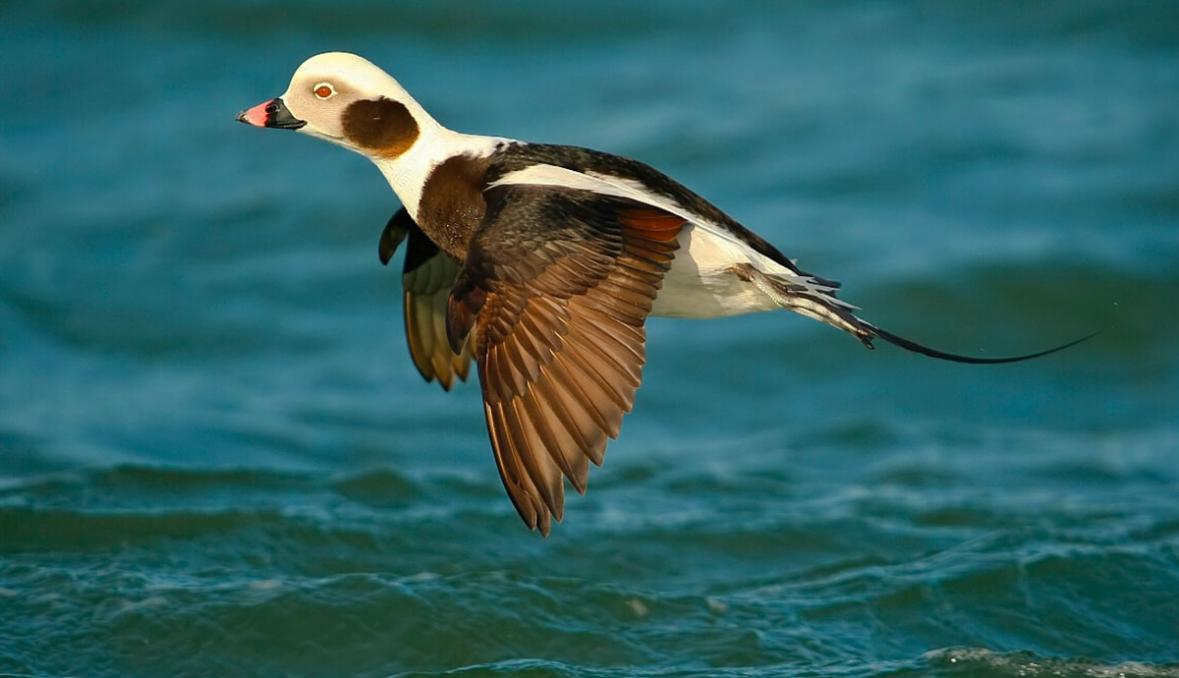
[237,52,1095,534]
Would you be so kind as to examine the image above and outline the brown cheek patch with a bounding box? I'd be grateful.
[342,97,419,158]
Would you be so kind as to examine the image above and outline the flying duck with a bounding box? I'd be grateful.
[237,52,1093,534]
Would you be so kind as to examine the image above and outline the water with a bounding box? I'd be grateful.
[2,2,1178,676]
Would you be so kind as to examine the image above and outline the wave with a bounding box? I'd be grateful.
[3,456,1178,676]
[924,648,1179,678]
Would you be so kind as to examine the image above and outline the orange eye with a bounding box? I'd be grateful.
[313,83,334,99]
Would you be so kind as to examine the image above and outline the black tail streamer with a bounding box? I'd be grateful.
[864,323,1105,365]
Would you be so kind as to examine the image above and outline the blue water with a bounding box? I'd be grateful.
[2,2,1178,676]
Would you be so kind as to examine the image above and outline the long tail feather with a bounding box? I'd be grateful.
[863,322,1103,364]
[747,266,1104,364]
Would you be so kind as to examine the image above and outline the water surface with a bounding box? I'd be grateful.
[2,2,1178,676]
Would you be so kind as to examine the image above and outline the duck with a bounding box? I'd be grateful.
[237,52,1093,534]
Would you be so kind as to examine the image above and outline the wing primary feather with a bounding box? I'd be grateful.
[507,397,565,520]
[484,400,539,531]
[558,341,632,419]
[525,383,589,493]
[532,373,599,466]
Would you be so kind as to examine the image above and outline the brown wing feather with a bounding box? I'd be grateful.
[449,189,684,534]
[380,208,474,389]
[384,217,474,391]
[403,248,474,390]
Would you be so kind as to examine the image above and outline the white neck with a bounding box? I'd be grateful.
[372,123,508,222]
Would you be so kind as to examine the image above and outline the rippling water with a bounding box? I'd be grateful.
[2,2,1178,676]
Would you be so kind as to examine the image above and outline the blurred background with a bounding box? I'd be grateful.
[1,1,1177,676]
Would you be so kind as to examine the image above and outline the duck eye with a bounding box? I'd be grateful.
[313,83,335,99]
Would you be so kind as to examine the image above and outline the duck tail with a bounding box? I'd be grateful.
[742,264,1103,363]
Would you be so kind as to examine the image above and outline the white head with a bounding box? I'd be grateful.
[236,52,441,160]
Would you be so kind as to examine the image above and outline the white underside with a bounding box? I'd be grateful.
[650,225,777,318]
[490,163,839,320]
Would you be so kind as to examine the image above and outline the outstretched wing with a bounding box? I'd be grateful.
[379,208,474,391]
[446,186,685,534]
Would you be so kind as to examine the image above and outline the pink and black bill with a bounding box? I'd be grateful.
[235,97,305,129]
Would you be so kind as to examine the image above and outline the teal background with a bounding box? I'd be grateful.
[2,2,1178,676]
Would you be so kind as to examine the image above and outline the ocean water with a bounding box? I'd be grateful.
[2,1,1178,676]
